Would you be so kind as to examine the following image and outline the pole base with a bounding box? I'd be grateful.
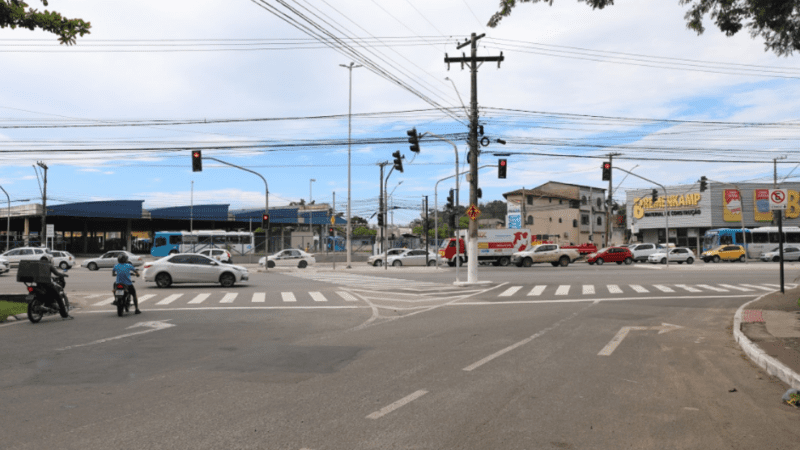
[453,280,493,287]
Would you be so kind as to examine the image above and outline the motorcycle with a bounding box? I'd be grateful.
[113,269,139,317]
[23,268,70,323]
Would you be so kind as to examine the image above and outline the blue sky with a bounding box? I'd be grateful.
[2,0,800,225]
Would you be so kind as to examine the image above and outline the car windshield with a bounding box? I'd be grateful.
[597,248,608,253]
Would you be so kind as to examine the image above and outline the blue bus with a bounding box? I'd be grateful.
[151,231,254,257]
[702,228,751,254]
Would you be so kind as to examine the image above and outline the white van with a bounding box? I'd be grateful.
[627,243,662,262]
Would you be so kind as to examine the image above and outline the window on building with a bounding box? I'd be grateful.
[569,200,579,208]
[596,198,602,209]
[549,217,553,222]
[549,198,552,203]
[558,218,562,223]
[581,196,587,205]
[573,219,578,227]
[559,199,563,204]
[581,215,589,225]
[596,217,602,226]
[526,195,533,205]
[526,215,533,225]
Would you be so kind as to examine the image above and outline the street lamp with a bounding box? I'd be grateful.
[340,62,362,269]
[388,181,403,227]
[310,179,316,203]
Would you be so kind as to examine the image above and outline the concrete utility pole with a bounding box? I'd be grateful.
[605,153,620,247]
[445,33,504,284]
[378,161,389,267]
[340,62,361,269]
[35,161,48,245]
[0,185,9,251]
[775,155,787,292]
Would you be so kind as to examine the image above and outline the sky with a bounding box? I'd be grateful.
[2,0,800,226]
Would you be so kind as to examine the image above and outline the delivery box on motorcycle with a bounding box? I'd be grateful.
[17,260,52,283]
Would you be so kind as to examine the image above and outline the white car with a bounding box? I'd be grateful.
[82,250,144,271]
[259,249,316,269]
[626,243,663,262]
[0,257,9,275]
[0,247,53,266]
[49,250,76,270]
[760,246,800,262]
[196,248,232,263]
[386,249,439,267]
[143,253,248,288]
[367,248,407,267]
[648,247,695,264]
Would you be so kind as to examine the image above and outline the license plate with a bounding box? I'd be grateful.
[25,295,34,301]
[115,290,125,295]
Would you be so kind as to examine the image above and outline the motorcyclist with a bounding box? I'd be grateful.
[112,254,141,314]
[39,259,71,319]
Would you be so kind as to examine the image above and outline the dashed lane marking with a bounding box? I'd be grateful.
[366,390,428,420]
[337,291,358,302]
[281,292,297,302]
[188,293,210,304]
[499,286,522,297]
[93,297,114,306]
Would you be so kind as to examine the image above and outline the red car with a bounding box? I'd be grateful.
[587,247,634,265]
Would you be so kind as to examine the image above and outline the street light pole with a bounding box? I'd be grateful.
[613,167,671,268]
[340,62,361,269]
[310,178,316,203]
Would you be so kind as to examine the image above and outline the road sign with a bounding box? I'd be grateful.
[46,224,54,235]
[466,204,481,221]
[769,189,788,210]
[330,215,335,225]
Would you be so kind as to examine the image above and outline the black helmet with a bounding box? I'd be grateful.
[117,254,128,264]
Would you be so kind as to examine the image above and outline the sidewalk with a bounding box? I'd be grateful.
[735,285,800,389]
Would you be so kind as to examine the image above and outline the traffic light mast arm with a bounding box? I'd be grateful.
[612,166,671,267]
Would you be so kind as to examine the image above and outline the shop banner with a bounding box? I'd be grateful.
[723,189,742,222]
[507,199,522,229]
[754,189,773,221]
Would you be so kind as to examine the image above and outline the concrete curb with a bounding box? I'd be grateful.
[734,294,800,390]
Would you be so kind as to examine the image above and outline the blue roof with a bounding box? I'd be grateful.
[48,200,144,219]
[149,204,229,221]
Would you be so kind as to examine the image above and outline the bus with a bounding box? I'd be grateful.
[702,228,751,254]
[151,231,255,257]
[702,226,800,259]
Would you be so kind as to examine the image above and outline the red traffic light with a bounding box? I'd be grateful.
[603,162,610,169]
[262,214,269,222]
[500,160,506,166]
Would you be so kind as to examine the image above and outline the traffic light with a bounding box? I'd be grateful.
[262,214,269,228]
[392,150,404,173]
[446,189,455,210]
[498,159,507,179]
[192,150,202,172]
[477,188,483,199]
[651,188,658,202]
[449,214,456,229]
[407,128,420,153]
[329,227,334,234]
[699,176,708,192]
[602,161,611,181]
[377,211,384,227]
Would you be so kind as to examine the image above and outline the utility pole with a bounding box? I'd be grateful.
[605,153,620,247]
[378,161,389,268]
[775,155,787,293]
[340,62,361,269]
[35,161,48,245]
[445,33,504,284]
[424,195,429,258]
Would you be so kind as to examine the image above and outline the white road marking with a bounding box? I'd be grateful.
[137,294,156,303]
[528,285,547,296]
[281,292,296,302]
[93,297,115,306]
[251,293,266,303]
[607,285,623,294]
[499,286,523,297]
[366,390,428,420]
[220,293,237,303]
[630,285,649,293]
[155,294,183,305]
[598,323,683,356]
[187,293,210,304]
[337,291,358,302]
[582,285,595,295]
[696,284,727,292]
[675,284,701,293]
[309,291,327,302]
[555,285,570,296]
[718,284,752,292]
[739,284,775,291]
[452,294,756,306]
[652,285,674,293]
[57,320,175,351]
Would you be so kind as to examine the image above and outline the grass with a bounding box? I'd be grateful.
[0,300,27,322]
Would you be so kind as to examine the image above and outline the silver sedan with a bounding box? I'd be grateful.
[143,253,248,288]
[387,249,439,267]
[82,251,144,271]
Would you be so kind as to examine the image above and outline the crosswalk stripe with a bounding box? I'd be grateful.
[156,294,183,305]
[583,285,595,295]
[94,297,115,306]
[281,292,296,302]
[607,285,622,294]
[739,284,775,291]
[675,284,702,293]
[220,293,238,303]
[555,285,570,296]
[653,285,674,293]
[630,285,649,293]
[252,293,266,303]
[86,294,104,299]
[528,285,547,296]
[309,291,327,302]
[697,284,727,292]
[499,286,523,297]
[719,284,752,292]
[137,294,156,303]
[337,291,358,302]
[188,293,210,304]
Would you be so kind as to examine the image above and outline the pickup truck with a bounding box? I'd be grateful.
[510,244,581,268]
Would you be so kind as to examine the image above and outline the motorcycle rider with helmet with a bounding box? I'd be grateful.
[112,253,141,314]
[40,259,71,319]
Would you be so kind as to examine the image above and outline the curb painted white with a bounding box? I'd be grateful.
[734,294,800,390]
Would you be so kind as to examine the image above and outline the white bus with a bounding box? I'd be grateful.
[743,226,800,259]
[151,231,255,257]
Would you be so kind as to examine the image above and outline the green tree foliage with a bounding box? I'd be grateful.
[352,225,376,236]
[479,200,508,220]
[351,216,368,227]
[1,1,90,45]
[489,0,800,56]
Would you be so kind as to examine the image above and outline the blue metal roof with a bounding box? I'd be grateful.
[48,200,144,219]
[149,204,229,221]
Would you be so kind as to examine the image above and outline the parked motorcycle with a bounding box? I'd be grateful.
[22,268,70,323]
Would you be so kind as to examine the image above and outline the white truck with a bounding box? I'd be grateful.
[510,244,581,267]
[438,229,531,267]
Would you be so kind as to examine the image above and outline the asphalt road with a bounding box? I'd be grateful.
[2,261,799,449]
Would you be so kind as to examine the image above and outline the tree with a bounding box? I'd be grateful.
[351,216,368,227]
[479,200,507,220]
[489,0,800,56]
[1,1,90,45]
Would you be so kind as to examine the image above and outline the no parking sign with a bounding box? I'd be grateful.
[769,189,788,210]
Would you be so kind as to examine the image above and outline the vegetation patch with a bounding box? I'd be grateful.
[0,300,27,322]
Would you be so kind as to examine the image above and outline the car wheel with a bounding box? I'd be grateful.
[596,258,604,265]
[559,256,570,267]
[155,272,172,288]
[373,260,383,267]
[686,258,694,264]
[392,260,402,267]
[447,260,455,267]
[588,261,595,265]
[712,255,720,263]
[661,258,666,264]
[738,255,746,262]
[267,260,275,269]
[88,262,98,271]
[298,260,308,269]
[773,256,780,262]
[624,257,633,265]
[551,262,559,267]
[59,261,69,270]
[522,257,533,268]
[427,260,436,266]
[219,272,235,287]
[616,261,623,265]
[498,257,510,267]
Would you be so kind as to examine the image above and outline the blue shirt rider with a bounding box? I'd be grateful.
[112,254,141,314]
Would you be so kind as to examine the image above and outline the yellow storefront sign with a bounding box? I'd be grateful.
[632,193,701,220]
[723,189,741,222]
